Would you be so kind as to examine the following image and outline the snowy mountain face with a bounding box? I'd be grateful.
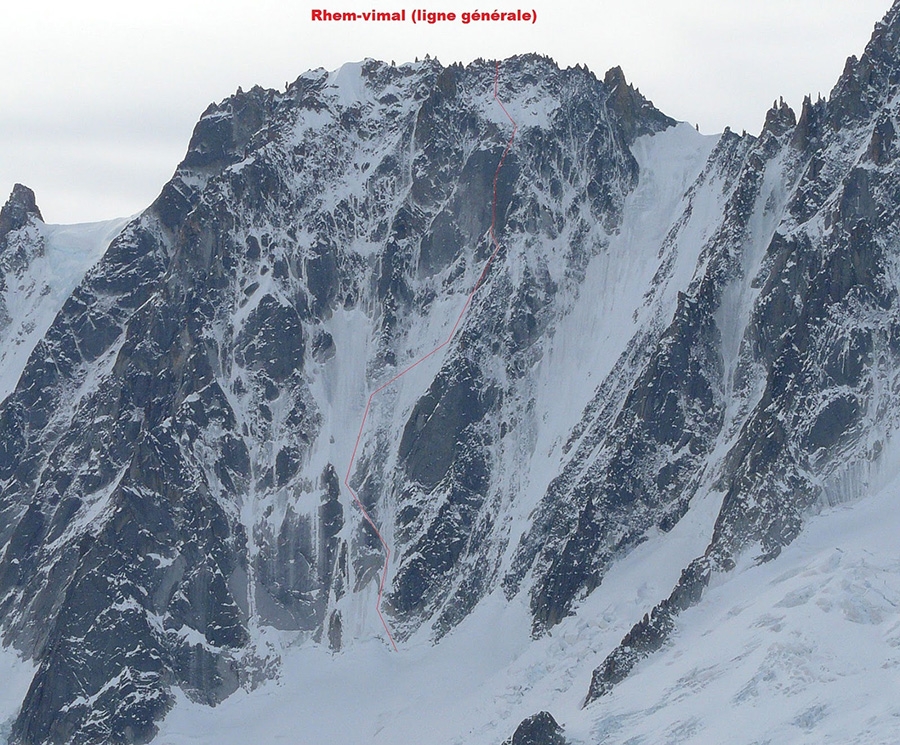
[3,5,900,743]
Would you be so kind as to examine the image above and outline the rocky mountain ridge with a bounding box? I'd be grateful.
[1,4,900,742]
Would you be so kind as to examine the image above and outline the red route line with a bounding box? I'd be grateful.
[343,60,518,651]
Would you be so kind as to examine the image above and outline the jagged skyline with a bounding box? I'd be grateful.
[4,7,900,739]
[0,0,891,224]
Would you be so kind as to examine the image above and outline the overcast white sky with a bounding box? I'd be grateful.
[0,0,892,224]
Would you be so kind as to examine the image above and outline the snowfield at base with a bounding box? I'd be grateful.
[155,571,676,744]
[572,478,900,745]
[157,470,900,745]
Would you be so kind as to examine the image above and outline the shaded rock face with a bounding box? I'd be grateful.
[0,184,42,241]
[2,5,900,739]
[0,55,674,742]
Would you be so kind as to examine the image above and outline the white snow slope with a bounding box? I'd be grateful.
[0,646,36,745]
[150,121,900,744]
[0,216,129,404]
[4,57,900,745]
[153,464,900,745]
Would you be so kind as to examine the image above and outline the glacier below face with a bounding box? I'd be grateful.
[4,5,900,741]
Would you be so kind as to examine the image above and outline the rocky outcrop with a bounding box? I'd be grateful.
[0,55,678,742]
[0,184,42,242]
[4,3,900,739]
[505,711,568,745]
